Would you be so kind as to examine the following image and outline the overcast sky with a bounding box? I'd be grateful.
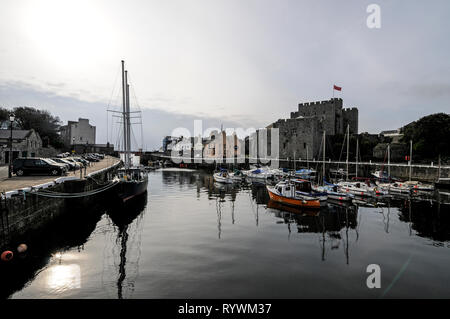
[0,0,449,150]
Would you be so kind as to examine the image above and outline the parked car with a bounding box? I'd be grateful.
[71,157,88,167]
[64,158,82,169]
[84,154,99,162]
[50,158,71,170]
[52,158,76,170]
[12,158,67,176]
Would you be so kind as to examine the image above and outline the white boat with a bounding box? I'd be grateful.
[403,181,434,192]
[294,168,317,180]
[337,181,381,197]
[377,182,411,194]
[313,184,354,202]
[229,169,245,182]
[243,166,277,183]
[213,171,233,184]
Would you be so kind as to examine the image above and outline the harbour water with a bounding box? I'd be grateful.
[3,168,450,299]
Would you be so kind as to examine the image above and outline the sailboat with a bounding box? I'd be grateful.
[115,60,149,203]
[313,130,353,202]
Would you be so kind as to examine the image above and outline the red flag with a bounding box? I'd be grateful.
[333,85,342,91]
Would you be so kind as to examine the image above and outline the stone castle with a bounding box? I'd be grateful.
[270,98,358,160]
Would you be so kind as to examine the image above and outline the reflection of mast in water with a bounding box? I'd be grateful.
[380,201,391,234]
[231,200,235,225]
[105,195,147,299]
[408,199,412,236]
[117,225,129,299]
[345,208,349,265]
[216,198,222,239]
[321,216,325,261]
[256,204,259,227]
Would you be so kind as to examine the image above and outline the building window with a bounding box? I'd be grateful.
[22,151,28,157]
[304,143,306,149]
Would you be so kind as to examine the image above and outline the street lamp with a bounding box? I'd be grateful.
[8,114,15,178]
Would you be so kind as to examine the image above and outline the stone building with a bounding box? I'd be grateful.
[270,116,323,160]
[203,130,244,163]
[290,98,358,135]
[0,129,42,164]
[60,118,96,146]
[266,98,359,160]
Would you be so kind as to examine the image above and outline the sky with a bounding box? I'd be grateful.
[0,0,449,150]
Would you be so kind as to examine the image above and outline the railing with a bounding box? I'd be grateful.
[148,153,449,169]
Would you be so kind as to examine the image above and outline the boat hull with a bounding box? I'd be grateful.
[266,186,320,209]
[213,173,233,184]
[117,178,148,203]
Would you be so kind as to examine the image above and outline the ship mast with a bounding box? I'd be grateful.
[121,61,129,168]
[125,72,131,167]
[121,61,133,168]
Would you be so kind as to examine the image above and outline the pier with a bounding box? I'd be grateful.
[0,156,119,194]
[0,156,121,250]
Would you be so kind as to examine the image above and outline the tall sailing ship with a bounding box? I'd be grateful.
[114,60,149,203]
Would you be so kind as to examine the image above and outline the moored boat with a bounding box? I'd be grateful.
[266,181,321,209]
[292,179,328,205]
[213,170,233,184]
[230,169,245,182]
[114,60,149,203]
[313,183,354,202]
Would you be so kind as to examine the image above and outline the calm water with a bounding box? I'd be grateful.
[3,168,450,298]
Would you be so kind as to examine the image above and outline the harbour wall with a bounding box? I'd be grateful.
[280,160,449,182]
[0,162,121,250]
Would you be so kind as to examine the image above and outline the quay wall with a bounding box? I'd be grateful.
[0,162,121,250]
[284,160,450,182]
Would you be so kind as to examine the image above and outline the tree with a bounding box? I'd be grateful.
[0,108,10,122]
[401,113,450,160]
[10,107,64,148]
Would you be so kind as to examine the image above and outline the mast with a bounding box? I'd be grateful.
[121,61,128,166]
[346,124,349,181]
[126,74,131,167]
[293,150,296,172]
[306,145,309,169]
[438,154,441,180]
[355,138,359,178]
[322,131,326,185]
[409,139,412,181]
[387,144,391,179]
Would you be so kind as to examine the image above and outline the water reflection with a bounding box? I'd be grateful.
[0,203,104,299]
[46,264,81,293]
[106,194,147,299]
[398,198,450,242]
[3,169,450,298]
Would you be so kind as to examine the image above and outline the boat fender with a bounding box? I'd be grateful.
[17,244,28,254]
[1,251,13,262]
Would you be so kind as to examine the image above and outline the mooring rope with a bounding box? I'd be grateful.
[32,180,119,198]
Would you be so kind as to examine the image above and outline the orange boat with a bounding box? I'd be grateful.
[266,181,321,209]
[267,199,320,216]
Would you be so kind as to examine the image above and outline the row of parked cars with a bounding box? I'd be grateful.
[12,153,105,177]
